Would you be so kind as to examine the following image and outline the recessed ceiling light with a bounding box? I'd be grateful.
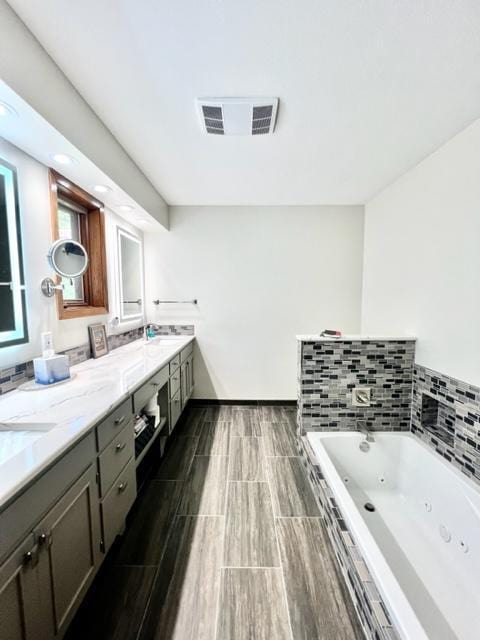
[0,101,17,117]
[51,153,75,165]
[118,204,134,213]
[93,184,112,194]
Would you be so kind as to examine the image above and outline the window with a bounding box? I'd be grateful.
[49,170,109,319]
[0,158,28,348]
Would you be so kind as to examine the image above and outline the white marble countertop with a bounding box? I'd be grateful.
[0,335,194,510]
[296,334,417,341]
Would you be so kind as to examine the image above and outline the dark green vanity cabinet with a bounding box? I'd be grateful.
[0,340,194,639]
[35,464,101,637]
[0,532,53,640]
[173,342,194,428]
[0,434,99,640]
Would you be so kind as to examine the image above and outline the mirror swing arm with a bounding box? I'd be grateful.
[40,277,63,298]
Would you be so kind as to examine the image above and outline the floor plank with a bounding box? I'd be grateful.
[66,565,156,640]
[224,482,279,567]
[258,406,287,421]
[140,516,224,640]
[261,421,298,456]
[156,436,198,480]
[231,409,262,436]
[229,437,265,481]
[114,481,183,565]
[196,421,231,455]
[204,405,233,420]
[276,518,363,640]
[178,455,229,515]
[217,568,292,640]
[267,457,320,517]
[178,407,206,436]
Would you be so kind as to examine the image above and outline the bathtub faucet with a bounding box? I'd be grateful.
[357,419,375,443]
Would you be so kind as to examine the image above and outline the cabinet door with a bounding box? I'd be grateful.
[0,534,54,640]
[181,362,188,410]
[188,355,194,396]
[35,464,101,637]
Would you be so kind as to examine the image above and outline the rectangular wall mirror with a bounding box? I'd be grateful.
[117,227,144,323]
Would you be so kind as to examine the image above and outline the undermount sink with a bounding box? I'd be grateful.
[145,337,182,347]
[0,422,56,464]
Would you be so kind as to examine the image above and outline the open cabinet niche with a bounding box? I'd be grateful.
[421,393,456,447]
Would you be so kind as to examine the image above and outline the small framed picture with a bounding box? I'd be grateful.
[88,323,109,358]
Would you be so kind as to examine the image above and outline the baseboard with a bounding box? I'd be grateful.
[189,399,297,406]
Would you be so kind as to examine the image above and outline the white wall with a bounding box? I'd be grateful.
[0,137,143,369]
[362,118,480,387]
[144,206,364,399]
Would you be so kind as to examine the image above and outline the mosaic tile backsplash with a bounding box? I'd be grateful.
[149,324,194,336]
[0,324,194,395]
[298,339,416,434]
[412,364,480,483]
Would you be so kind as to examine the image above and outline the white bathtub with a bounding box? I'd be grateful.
[306,431,480,640]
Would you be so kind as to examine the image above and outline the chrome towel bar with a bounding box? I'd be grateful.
[152,299,198,305]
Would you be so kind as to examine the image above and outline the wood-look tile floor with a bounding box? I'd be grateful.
[65,405,363,640]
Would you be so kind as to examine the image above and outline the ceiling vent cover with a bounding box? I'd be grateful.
[197,97,278,136]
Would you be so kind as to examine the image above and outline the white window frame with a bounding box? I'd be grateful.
[0,160,28,347]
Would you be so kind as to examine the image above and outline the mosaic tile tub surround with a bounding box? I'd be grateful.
[0,324,194,395]
[298,435,400,640]
[297,337,416,434]
[411,364,480,484]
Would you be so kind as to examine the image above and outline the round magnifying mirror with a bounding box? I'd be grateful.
[47,239,89,278]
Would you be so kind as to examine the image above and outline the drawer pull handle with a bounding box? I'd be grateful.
[118,481,129,493]
[23,549,38,566]
[151,382,160,387]
[37,532,48,546]
[116,442,127,452]
[114,416,126,426]
[173,376,179,381]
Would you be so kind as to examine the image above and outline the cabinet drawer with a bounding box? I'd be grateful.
[0,432,96,564]
[169,368,181,398]
[98,424,135,497]
[133,365,169,414]
[101,458,136,554]
[170,388,182,432]
[180,342,193,363]
[169,355,180,375]
[96,398,133,452]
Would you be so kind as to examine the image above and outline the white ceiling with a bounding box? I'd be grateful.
[6,0,480,206]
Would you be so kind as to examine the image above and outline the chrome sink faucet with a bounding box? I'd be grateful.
[357,419,375,443]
